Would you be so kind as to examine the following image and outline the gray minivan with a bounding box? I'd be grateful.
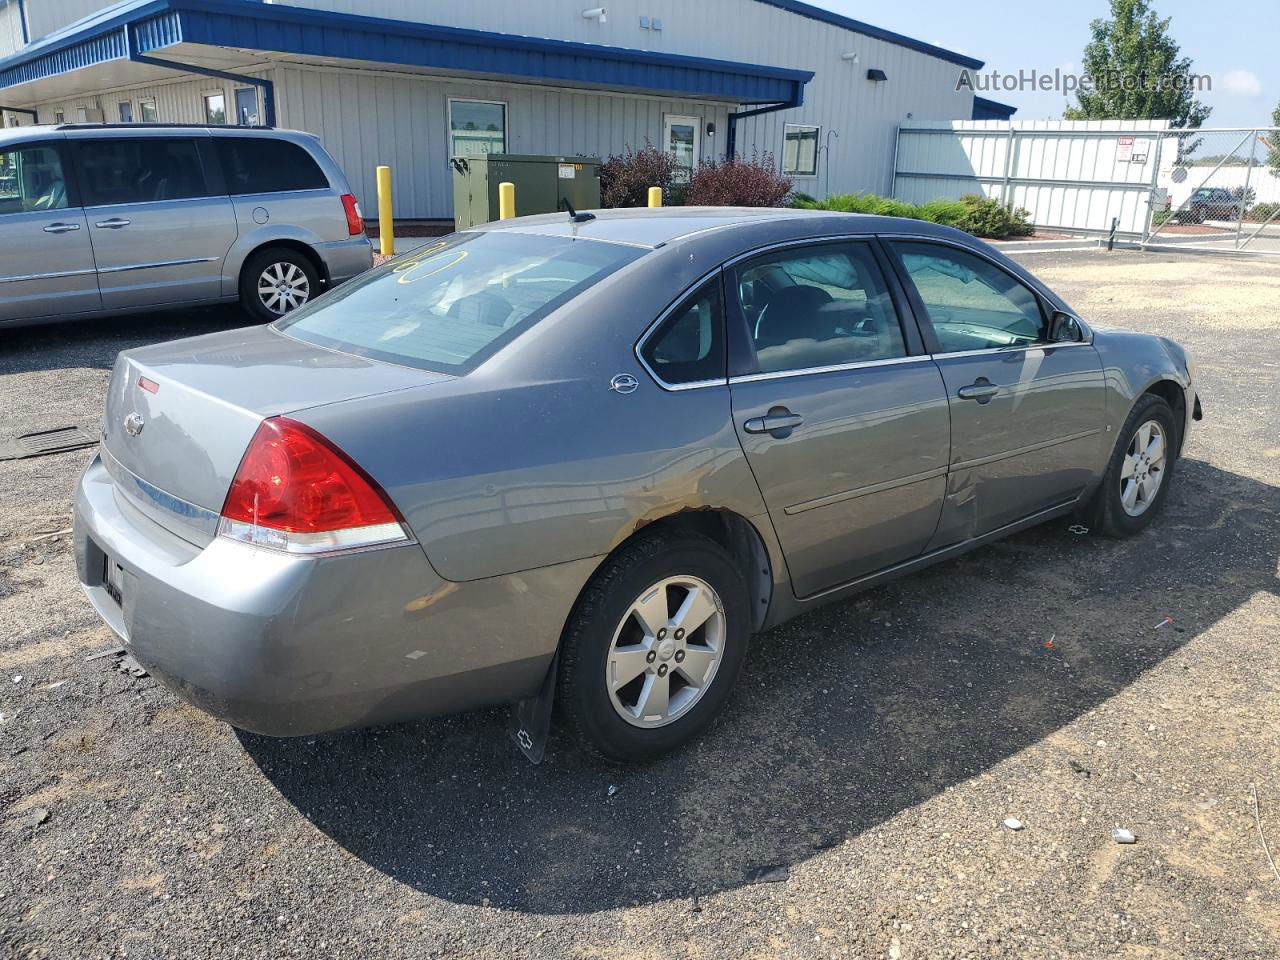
[0,124,373,326]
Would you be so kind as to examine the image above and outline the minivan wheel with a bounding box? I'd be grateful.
[240,248,320,322]
[1089,393,1179,538]
[557,532,750,761]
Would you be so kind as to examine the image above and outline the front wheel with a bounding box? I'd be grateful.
[1089,393,1179,538]
[557,532,751,761]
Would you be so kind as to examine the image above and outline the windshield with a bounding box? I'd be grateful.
[276,232,645,372]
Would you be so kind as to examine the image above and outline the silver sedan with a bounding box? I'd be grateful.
[73,208,1201,761]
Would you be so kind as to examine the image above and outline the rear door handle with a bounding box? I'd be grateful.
[43,222,81,233]
[743,409,804,437]
[95,218,131,229]
[956,381,1000,403]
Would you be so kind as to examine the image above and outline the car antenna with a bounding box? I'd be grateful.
[560,198,596,224]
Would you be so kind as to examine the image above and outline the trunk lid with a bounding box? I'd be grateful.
[101,326,449,544]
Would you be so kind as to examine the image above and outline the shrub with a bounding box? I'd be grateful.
[599,142,678,208]
[1247,201,1280,223]
[684,152,793,207]
[794,191,1033,239]
[1151,209,1174,226]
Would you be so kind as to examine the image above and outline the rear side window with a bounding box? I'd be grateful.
[733,242,907,374]
[76,138,211,205]
[216,137,329,194]
[640,280,725,386]
[0,144,68,214]
[277,232,645,373]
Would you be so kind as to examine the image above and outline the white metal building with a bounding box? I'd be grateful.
[0,0,1013,220]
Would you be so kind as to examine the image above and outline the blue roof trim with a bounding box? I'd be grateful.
[0,0,813,106]
[972,96,1017,120]
[751,0,984,70]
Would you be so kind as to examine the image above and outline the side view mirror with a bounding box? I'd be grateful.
[1049,311,1086,343]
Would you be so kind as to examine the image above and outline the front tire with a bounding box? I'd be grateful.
[1090,393,1179,538]
[240,247,320,323]
[557,532,751,761]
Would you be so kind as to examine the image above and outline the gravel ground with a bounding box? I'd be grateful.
[1,249,1278,959]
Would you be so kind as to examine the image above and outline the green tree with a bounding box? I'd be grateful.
[1065,0,1211,128]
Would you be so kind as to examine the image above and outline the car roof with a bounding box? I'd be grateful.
[474,206,969,249]
[0,124,317,146]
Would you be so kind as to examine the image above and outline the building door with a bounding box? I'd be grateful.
[664,115,701,182]
[234,88,259,126]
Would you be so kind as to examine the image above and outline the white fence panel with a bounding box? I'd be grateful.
[893,119,1170,236]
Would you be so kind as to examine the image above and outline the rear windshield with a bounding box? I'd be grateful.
[276,232,644,372]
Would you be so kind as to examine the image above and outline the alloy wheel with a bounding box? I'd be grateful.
[257,262,311,315]
[1120,419,1167,517]
[605,575,726,728]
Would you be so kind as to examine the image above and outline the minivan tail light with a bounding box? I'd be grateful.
[218,417,408,555]
[341,194,364,236]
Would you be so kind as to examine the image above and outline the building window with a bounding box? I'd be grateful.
[783,124,819,177]
[139,100,158,123]
[54,111,65,124]
[118,101,133,123]
[204,93,226,125]
[449,99,506,157]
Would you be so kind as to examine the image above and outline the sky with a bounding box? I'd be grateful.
[813,0,1278,127]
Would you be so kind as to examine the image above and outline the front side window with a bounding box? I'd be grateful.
[734,242,907,374]
[640,280,725,386]
[278,232,644,373]
[75,138,211,206]
[782,124,819,176]
[449,100,506,157]
[891,242,1045,353]
[215,137,328,194]
[204,93,226,125]
[0,144,68,214]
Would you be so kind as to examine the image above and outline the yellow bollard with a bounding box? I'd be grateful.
[498,181,516,221]
[376,165,394,257]
[647,186,663,208]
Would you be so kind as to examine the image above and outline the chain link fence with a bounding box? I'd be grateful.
[1146,127,1280,254]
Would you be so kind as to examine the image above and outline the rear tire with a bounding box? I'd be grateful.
[240,247,320,323]
[1088,393,1179,538]
[557,532,751,762]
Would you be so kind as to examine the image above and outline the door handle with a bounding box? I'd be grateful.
[43,222,81,233]
[957,380,1000,403]
[743,408,804,437]
[95,218,131,229]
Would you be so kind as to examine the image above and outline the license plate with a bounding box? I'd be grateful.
[103,554,125,606]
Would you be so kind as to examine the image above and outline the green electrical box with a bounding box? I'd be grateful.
[451,154,602,229]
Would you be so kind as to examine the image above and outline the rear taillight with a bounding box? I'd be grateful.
[341,194,364,236]
[218,417,407,555]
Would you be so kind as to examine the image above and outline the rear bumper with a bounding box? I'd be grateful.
[73,454,583,736]
[317,235,374,285]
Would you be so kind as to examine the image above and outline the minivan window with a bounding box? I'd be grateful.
[215,137,328,194]
[278,232,645,373]
[0,144,68,214]
[75,138,211,205]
